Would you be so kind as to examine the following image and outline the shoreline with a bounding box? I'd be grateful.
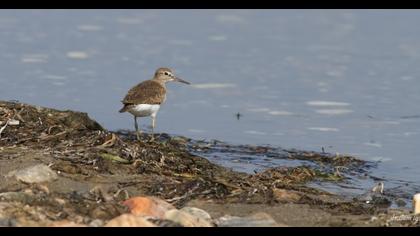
[0,100,416,226]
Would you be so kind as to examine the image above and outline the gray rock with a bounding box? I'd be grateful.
[6,164,58,184]
[215,212,283,227]
[88,219,105,227]
[180,207,212,222]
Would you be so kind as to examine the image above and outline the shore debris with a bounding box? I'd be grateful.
[0,100,412,227]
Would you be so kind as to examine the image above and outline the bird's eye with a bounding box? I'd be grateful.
[164,72,169,76]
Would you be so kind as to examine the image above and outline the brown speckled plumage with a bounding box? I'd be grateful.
[119,67,190,141]
[119,80,166,113]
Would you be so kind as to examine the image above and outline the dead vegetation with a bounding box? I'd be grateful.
[0,100,406,226]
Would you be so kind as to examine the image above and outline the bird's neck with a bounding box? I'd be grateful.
[152,78,167,87]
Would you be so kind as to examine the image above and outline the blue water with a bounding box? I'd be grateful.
[1,9,419,198]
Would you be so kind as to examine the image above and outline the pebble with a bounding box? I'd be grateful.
[88,219,105,227]
[105,214,156,227]
[6,164,58,184]
[180,207,212,222]
[164,209,213,227]
[122,196,175,218]
[272,188,302,202]
[215,212,283,227]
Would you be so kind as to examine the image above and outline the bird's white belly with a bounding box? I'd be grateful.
[128,104,160,117]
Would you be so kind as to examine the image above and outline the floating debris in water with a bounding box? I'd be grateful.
[243,130,266,135]
[77,25,103,31]
[314,109,354,115]
[116,17,144,25]
[400,115,420,119]
[66,51,89,59]
[364,141,382,148]
[307,127,339,132]
[306,101,351,107]
[268,110,293,116]
[209,35,227,41]
[21,54,48,63]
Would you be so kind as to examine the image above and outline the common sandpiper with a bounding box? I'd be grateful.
[119,68,190,141]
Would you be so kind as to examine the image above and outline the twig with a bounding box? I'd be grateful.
[0,107,24,138]
[113,189,130,200]
[99,133,117,147]
[0,120,10,138]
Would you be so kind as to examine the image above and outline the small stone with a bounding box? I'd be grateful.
[164,209,213,227]
[122,196,175,218]
[180,207,212,222]
[272,188,301,202]
[105,214,156,227]
[7,164,58,184]
[216,212,283,227]
[89,219,104,227]
[50,220,87,227]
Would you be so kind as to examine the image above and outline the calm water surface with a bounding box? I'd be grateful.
[1,10,419,198]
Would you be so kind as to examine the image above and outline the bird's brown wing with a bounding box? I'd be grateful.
[122,80,166,105]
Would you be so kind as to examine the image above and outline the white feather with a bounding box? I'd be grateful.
[127,104,160,117]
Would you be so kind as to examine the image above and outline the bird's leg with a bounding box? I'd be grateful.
[150,116,156,141]
[134,116,141,141]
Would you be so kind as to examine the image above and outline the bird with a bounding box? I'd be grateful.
[119,67,190,141]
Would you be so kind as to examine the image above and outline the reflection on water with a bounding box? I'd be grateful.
[1,10,420,199]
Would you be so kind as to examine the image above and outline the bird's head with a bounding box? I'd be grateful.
[154,67,190,85]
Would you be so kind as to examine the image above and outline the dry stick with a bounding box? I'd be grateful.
[113,189,130,200]
[166,183,201,203]
[0,119,10,138]
[0,107,25,138]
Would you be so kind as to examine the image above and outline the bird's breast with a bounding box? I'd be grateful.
[128,104,160,117]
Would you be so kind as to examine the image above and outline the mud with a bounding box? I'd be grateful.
[0,100,418,226]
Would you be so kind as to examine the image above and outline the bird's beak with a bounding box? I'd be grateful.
[174,77,190,85]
